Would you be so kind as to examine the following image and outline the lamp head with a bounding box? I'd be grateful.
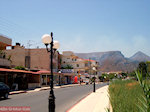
[92,67,96,71]
[53,40,60,49]
[42,34,52,44]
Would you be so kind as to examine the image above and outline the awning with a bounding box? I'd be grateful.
[0,68,38,74]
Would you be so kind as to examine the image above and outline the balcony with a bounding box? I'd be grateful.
[0,58,11,67]
[53,69,74,73]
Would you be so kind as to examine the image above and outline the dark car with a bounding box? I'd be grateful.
[0,82,10,99]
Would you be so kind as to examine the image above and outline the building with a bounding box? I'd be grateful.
[61,51,99,76]
[1,43,76,89]
[4,43,60,71]
[0,67,75,90]
[0,35,12,68]
[0,68,40,90]
[0,35,12,50]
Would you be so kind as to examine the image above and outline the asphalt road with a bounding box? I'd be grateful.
[0,83,108,112]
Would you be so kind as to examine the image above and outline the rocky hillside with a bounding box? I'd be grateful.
[75,51,150,72]
[130,51,150,62]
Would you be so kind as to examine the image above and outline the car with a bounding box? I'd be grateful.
[85,81,89,85]
[0,82,10,99]
[83,78,89,85]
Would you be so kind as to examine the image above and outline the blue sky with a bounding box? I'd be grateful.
[0,0,150,57]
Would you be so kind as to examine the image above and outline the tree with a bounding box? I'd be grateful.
[128,71,136,77]
[0,50,5,58]
[146,61,150,73]
[137,62,147,77]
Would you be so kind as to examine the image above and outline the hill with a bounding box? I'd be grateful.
[75,51,150,72]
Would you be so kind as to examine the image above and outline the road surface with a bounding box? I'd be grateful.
[0,83,108,112]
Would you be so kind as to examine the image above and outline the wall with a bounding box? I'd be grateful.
[29,48,50,70]
[5,47,26,67]
[5,46,59,70]
[0,58,11,67]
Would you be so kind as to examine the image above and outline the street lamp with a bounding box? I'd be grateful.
[92,67,96,92]
[42,32,60,112]
[58,70,61,86]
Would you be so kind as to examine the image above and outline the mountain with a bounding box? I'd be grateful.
[130,51,150,62]
[75,51,150,72]
[76,51,125,65]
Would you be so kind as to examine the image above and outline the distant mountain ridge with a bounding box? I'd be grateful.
[130,51,150,62]
[75,51,150,72]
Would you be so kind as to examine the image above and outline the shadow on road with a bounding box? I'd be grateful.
[0,98,11,101]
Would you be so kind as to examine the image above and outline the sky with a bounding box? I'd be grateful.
[0,0,150,57]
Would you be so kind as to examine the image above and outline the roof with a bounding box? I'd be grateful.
[0,68,38,74]
[79,58,96,62]
[84,59,96,62]
[36,70,51,74]
[0,35,12,46]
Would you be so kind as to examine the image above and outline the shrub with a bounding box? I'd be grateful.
[14,66,26,70]
[61,64,73,69]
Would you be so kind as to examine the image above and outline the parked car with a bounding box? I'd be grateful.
[0,82,10,99]
[83,78,89,85]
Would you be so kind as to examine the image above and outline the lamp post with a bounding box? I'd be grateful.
[92,67,96,92]
[58,70,61,86]
[89,58,91,84]
[42,32,60,112]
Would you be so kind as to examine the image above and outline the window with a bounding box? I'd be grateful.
[77,64,79,67]
[85,63,88,67]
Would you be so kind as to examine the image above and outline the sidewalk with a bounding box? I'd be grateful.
[68,85,109,112]
[9,84,82,95]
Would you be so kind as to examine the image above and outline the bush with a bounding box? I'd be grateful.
[61,64,73,69]
[14,66,26,70]
[100,73,116,82]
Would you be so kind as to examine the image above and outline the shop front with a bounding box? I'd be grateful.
[0,68,40,90]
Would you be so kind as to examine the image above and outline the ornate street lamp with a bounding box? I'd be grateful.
[58,70,61,86]
[42,32,60,112]
[92,67,96,92]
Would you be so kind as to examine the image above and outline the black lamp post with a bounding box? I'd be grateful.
[93,67,96,92]
[58,70,61,86]
[42,32,60,112]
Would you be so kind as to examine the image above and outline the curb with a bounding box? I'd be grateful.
[9,83,105,95]
[66,92,92,112]
[9,84,84,95]
[66,84,108,112]
[9,91,27,95]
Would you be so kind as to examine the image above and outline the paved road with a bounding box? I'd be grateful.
[0,83,108,112]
